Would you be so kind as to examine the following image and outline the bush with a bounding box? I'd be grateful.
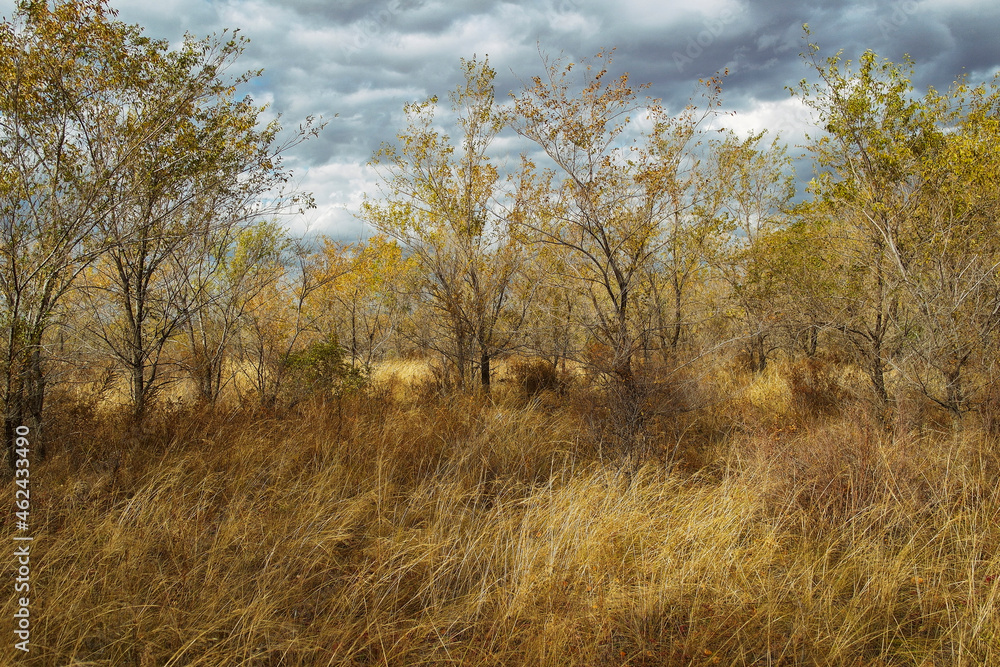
[507,357,566,397]
[787,356,843,418]
[283,338,368,405]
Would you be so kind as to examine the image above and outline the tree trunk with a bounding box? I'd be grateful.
[671,284,683,349]
[806,325,818,358]
[24,344,45,461]
[4,334,47,470]
[131,342,147,422]
[480,348,491,390]
[2,310,53,468]
[748,333,767,374]
[944,363,965,419]
[350,306,358,369]
[868,345,889,407]
[454,336,467,390]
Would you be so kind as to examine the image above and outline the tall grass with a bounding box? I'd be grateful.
[3,367,998,665]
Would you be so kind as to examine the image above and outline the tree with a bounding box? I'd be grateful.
[79,29,321,420]
[361,56,526,390]
[891,77,1000,417]
[707,131,795,373]
[0,0,170,464]
[795,35,1000,419]
[236,238,347,408]
[792,38,930,408]
[513,221,584,376]
[180,220,288,404]
[510,49,724,447]
[309,235,407,372]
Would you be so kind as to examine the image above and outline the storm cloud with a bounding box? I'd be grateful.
[4,0,998,237]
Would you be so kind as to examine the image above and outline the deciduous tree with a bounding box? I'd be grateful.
[80,29,320,419]
[0,0,167,463]
[362,57,526,390]
[707,131,795,373]
[795,36,1000,419]
[510,49,725,447]
[792,39,929,408]
[180,220,288,404]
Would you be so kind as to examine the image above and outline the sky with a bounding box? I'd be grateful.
[4,0,999,239]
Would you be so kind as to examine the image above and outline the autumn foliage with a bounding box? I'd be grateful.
[3,2,1000,665]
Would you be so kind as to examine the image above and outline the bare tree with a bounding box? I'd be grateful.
[179,220,288,404]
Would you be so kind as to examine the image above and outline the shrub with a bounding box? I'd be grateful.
[507,357,565,396]
[787,356,843,418]
[283,337,368,405]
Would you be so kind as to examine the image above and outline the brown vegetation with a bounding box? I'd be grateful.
[3,365,999,666]
[4,3,1000,665]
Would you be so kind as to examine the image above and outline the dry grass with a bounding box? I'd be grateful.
[372,358,434,387]
[3,368,999,666]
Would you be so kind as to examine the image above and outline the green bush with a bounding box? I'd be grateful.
[283,338,368,404]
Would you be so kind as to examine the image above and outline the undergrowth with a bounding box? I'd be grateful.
[2,365,999,666]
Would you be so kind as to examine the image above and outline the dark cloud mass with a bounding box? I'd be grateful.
[3,0,998,237]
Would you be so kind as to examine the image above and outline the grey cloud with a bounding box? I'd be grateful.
[2,0,997,238]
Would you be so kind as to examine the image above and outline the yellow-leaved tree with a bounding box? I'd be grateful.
[308,235,408,372]
[509,49,729,451]
[361,57,527,390]
[794,35,1000,418]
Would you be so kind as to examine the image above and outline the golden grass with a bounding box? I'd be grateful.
[4,374,999,665]
[372,358,434,386]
